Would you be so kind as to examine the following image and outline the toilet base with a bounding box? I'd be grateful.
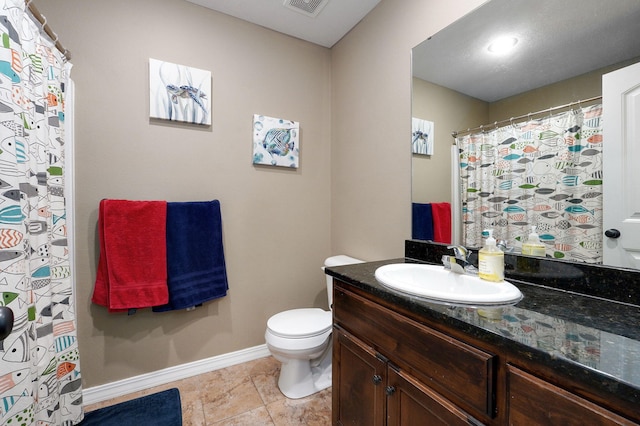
[276,340,332,399]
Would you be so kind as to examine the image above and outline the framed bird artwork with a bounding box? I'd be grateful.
[412,117,434,155]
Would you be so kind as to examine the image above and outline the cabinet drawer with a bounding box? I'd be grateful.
[334,286,496,418]
[507,365,637,425]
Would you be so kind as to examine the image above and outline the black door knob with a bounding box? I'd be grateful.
[605,229,621,239]
[385,386,396,396]
[0,306,14,341]
[372,375,382,385]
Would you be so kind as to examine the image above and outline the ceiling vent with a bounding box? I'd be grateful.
[283,0,329,18]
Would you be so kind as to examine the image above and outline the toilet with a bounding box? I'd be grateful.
[265,255,364,399]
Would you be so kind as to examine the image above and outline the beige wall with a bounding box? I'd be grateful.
[489,58,640,122]
[39,0,485,388]
[412,78,488,204]
[489,70,603,122]
[330,0,485,260]
[40,0,333,388]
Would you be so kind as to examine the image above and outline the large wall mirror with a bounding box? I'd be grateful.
[411,0,640,268]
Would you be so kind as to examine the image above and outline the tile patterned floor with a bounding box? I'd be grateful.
[83,356,332,425]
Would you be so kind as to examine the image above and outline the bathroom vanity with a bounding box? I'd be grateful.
[327,241,640,425]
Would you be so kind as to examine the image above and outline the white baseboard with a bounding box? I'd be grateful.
[82,344,271,406]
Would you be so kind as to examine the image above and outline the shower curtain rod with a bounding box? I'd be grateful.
[26,0,71,61]
[451,95,602,139]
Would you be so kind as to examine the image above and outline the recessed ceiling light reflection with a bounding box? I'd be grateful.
[487,36,518,54]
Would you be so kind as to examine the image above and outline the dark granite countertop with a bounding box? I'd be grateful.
[326,241,640,410]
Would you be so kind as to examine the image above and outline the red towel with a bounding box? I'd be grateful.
[431,202,451,244]
[92,199,169,311]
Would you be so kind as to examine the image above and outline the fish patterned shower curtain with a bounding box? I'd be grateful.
[0,1,82,425]
[456,104,603,263]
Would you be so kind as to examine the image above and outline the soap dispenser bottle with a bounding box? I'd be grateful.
[521,226,546,257]
[478,230,504,282]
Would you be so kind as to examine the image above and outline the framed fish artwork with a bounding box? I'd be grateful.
[412,117,434,155]
[149,58,212,125]
[252,114,300,168]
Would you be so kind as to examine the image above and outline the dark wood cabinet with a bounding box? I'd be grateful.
[333,326,477,426]
[386,362,476,426]
[332,280,640,425]
[333,284,487,425]
[333,328,386,426]
[507,365,636,426]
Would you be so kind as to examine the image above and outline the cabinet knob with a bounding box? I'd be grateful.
[372,375,382,385]
[605,229,621,238]
[385,386,396,396]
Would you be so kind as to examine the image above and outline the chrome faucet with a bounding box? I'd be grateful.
[446,245,470,274]
[496,239,513,253]
[448,245,469,264]
[445,245,478,275]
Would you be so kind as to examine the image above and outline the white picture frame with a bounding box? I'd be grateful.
[149,58,212,125]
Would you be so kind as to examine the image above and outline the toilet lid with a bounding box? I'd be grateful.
[267,308,332,339]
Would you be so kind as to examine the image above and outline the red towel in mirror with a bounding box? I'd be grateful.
[431,202,451,244]
[92,199,168,311]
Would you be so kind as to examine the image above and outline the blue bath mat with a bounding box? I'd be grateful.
[80,388,182,425]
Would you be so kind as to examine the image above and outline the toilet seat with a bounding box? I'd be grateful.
[267,308,332,339]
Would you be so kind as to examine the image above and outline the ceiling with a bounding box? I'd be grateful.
[412,0,640,102]
[184,0,640,100]
[185,0,381,48]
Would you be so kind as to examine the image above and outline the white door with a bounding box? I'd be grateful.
[602,61,640,268]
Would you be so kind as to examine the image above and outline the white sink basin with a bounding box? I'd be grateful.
[375,263,522,306]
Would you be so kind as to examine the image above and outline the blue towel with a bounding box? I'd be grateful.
[153,200,228,312]
[412,203,434,241]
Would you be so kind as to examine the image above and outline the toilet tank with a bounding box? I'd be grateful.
[323,255,364,308]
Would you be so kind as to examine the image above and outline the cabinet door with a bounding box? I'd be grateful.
[387,367,480,426]
[333,327,387,426]
[507,365,637,425]
[334,285,496,418]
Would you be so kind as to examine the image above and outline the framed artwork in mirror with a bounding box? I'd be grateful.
[412,117,434,155]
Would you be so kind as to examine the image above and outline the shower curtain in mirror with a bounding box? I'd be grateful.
[0,1,82,425]
[456,104,603,263]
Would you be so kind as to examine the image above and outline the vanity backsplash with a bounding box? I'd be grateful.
[405,240,640,307]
